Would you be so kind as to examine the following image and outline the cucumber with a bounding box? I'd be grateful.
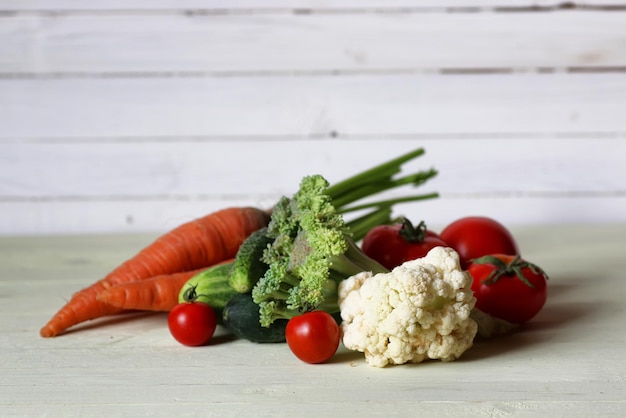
[222,293,287,343]
[179,262,238,320]
[228,227,272,293]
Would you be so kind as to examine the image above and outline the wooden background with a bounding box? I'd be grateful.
[1,0,625,236]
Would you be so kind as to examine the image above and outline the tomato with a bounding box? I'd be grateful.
[168,302,217,346]
[439,216,519,269]
[468,254,548,324]
[286,311,340,364]
[362,218,448,269]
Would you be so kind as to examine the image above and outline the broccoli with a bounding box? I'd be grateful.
[251,148,438,327]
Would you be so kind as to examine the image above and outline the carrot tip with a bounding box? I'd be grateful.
[40,325,58,338]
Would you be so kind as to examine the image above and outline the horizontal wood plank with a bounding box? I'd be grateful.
[2,138,624,197]
[1,73,625,138]
[1,11,625,74]
[1,137,624,235]
[3,194,624,235]
[1,0,624,12]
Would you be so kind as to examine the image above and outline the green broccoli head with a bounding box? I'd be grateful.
[266,196,298,239]
[252,174,388,326]
[250,148,439,327]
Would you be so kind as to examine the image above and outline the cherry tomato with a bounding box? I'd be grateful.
[286,311,340,364]
[468,254,548,324]
[168,302,217,346]
[362,218,447,269]
[439,216,519,269]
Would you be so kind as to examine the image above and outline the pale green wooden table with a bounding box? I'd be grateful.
[1,225,625,417]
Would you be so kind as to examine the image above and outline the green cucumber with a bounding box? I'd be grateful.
[228,227,272,293]
[222,293,287,343]
[179,262,238,320]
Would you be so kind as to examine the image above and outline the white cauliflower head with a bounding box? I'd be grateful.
[338,246,477,368]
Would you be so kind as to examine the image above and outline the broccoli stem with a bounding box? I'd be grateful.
[254,276,300,304]
[344,207,393,242]
[329,236,389,279]
[263,298,341,325]
[322,148,438,239]
[260,303,297,325]
[329,168,438,210]
[339,191,440,215]
[324,148,426,199]
[259,279,341,325]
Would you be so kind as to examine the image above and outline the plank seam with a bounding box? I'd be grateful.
[1,132,625,144]
[0,191,624,203]
[2,67,626,80]
[1,3,626,16]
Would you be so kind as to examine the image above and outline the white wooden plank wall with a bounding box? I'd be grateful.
[1,1,625,236]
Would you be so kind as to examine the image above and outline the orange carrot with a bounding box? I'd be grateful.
[96,268,207,312]
[40,206,270,337]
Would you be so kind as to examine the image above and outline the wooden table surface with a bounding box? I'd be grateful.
[1,224,625,417]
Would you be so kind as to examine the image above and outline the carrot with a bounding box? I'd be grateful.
[40,206,270,337]
[96,268,207,312]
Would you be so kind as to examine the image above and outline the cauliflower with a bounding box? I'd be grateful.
[338,246,477,368]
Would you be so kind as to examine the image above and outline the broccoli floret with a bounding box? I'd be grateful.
[251,148,439,327]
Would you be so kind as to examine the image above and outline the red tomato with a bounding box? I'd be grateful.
[468,254,548,324]
[168,302,217,346]
[439,216,519,268]
[286,311,340,364]
[362,218,447,269]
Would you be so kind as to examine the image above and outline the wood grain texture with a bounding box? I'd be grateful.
[1,0,625,11]
[1,137,624,234]
[1,225,625,415]
[1,11,625,74]
[3,138,624,197]
[2,73,626,138]
[0,2,624,235]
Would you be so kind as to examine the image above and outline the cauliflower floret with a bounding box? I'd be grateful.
[338,246,477,368]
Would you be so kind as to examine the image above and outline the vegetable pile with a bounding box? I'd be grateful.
[40,147,549,368]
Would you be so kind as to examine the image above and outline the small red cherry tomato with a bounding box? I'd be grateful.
[439,216,519,269]
[468,254,548,324]
[362,218,447,269]
[168,302,217,346]
[286,311,340,364]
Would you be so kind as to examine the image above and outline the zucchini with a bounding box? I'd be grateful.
[222,293,287,343]
[179,261,238,321]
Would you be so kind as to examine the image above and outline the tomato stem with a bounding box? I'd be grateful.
[397,217,428,243]
[182,284,210,303]
[471,255,548,288]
